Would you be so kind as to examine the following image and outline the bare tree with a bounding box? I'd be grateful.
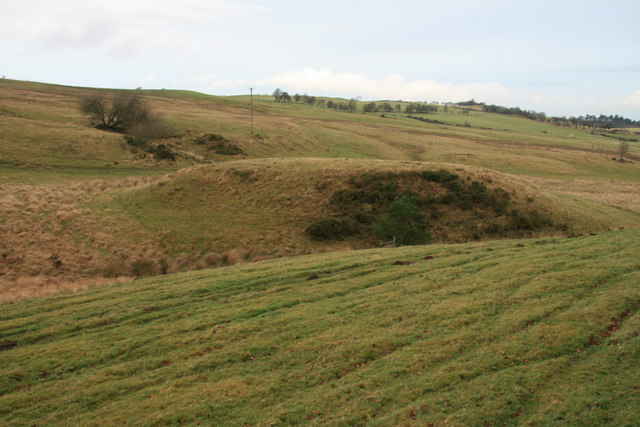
[79,91,150,132]
[618,140,630,162]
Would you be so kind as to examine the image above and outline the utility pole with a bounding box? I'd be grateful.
[249,87,255,134]
[591,116,596,151]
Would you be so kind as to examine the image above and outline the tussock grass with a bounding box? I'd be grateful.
[94,158,639,252]
[3,158,639,302]
[2,79,639,301]
[1,230,638,424]
[0,176,164,302]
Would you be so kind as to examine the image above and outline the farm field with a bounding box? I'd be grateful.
[1,230,639,424]
[1,78,639,424]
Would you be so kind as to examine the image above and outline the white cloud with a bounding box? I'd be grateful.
[0,0,267,53]
[618,90,640,109]
[184,73,220,85]
[139,73,160,85]
[176,68,640,119]
[177,67,521,104]
[536,91,640,118]
[175,73,249,90]
[256,68,517,104]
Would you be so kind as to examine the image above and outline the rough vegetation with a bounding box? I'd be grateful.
[0,158,636,303]
[1,78,640,425]
[193,133,245,156]
[307,169,558,244]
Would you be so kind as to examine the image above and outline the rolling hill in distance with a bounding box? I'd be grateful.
[1,78,639,424]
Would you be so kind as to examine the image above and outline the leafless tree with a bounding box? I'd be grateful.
[79,91,150,132]
[618,140,630,161]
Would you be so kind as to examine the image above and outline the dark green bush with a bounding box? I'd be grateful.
[306,218,361,241]
[439,193,458,205]
[210,141,245,155]
[508,209,549,231]
[193,133,245,155]
[444,179,463,192]
[131,258,158,277]
[124,135,148,149]
[420,169,459,183]
[374,195,431,245]
[152,144,176,161]
[193,133,226,144]
[304,169,540,244]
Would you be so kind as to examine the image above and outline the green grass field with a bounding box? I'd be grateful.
[1,79,639,424]
[1,79,639,294]
[1,230,639,425]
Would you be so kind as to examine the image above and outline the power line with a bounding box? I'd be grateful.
[249,87,255,135]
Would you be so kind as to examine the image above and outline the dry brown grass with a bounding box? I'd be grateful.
[0,176,164,301]
[224,248,251,265]
[0,276,131,304]
[2,80,639,303]
[530,178,640,214]
[2,158,639,304]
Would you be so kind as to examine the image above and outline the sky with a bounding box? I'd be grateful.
[2,0,640,119]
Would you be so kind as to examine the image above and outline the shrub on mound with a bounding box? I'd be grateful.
[374,195,431,245]
[193,133,245,155]
[306,218,361,241]
[152,144,176,161]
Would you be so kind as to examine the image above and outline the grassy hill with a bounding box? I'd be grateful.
[2,78,638,184]
[3,158,639,303]
[1,79,640,424]
[1,78,640,301]
[1,230,639,425]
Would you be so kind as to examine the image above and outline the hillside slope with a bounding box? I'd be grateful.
[1,230,639,425]
[3,158,638,302]
[2,78,638,185]
[1,79,639,302]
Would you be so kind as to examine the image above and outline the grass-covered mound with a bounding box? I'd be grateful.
[3,158,637,303]
[305,168,553,244]
[86,158,632,274]
[1,230,639,424]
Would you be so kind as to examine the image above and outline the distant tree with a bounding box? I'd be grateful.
[79,91,150,133]
[457,99,482,107]
[293,93,301,103]
[348,98,357,112]
[79,91,166,143]
[326,99,335,109]
[272,88,284,102]
[395,104,402,113]
[363,102,377,113]
[618,140,630,161]
[381,102,393,113]
[281,92,291,102]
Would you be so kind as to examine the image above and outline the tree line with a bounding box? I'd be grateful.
[272,88,440,115]
[273,89,639,129]
[459,100,640,130]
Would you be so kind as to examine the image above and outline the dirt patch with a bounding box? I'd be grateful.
[0,340,18,351]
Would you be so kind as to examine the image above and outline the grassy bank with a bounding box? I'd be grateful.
[1,230,639,424]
